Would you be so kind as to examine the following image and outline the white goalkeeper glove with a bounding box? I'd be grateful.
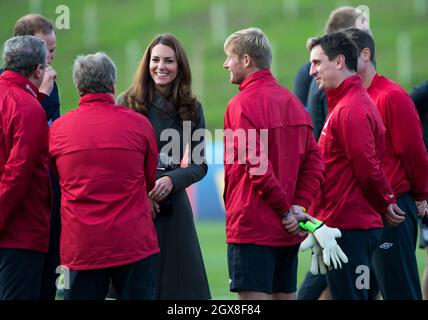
[314,225,348,269]
[299,219,348,270]
[300,233,327,275]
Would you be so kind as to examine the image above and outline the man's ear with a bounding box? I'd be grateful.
[242,54,252,68]
[33,64,45,80]
[335,54,346,70]
[361,47,371,62]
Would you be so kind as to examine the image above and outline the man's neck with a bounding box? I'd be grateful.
[245,66,261,78]
[28,75,41,89]
[360,63,376,89]
[333,69,356,89]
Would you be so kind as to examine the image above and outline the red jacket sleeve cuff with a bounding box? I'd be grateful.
[413,194,428,202]
[276,198,291,216]
[379,193,396,213]
[385,193,396,204]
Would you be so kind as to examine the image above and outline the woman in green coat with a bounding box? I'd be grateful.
[118,33,211,300]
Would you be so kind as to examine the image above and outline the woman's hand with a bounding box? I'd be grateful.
[148,176,174,202]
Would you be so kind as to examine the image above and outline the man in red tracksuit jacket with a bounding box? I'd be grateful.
[223,27,324,300]
[13,14,62,300]
[344,28,428,300]
[49,52,159,300]
[308,32,406,300]
[0,36,51,299]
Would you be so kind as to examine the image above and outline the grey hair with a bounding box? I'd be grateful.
[224,27,272,69]
[72,52,116,95]
[2,35,47,77]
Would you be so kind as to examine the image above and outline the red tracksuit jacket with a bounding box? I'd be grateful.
[49,93,159,270]
[224,70,324,246]
[0,71,51,252]
[368,73,428,200]
[310,75,395,230]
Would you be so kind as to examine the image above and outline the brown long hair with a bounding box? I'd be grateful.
[121,34,197,122]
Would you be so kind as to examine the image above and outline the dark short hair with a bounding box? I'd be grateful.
[14,14,55,36]
[308,32,358,72]
[342,27,375,64]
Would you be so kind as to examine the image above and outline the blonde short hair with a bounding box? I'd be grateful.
[224,27,272,69]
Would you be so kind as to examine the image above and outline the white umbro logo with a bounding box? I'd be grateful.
[379,242,394,249]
